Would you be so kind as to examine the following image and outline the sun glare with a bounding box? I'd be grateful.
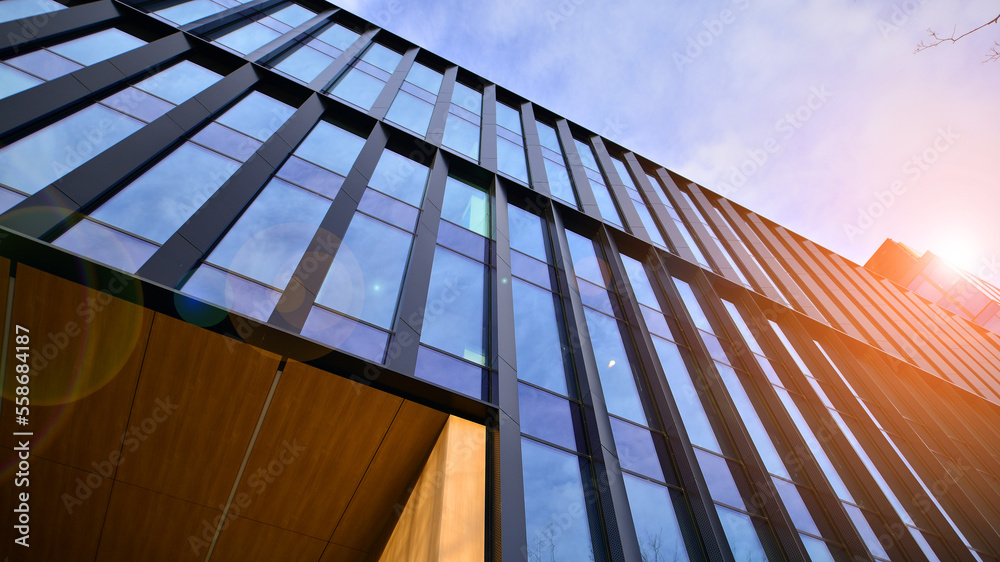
[930,232,981,272]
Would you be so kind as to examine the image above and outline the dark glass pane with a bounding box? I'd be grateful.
[507,204,547,261]
[414,345,484,399]
[331,68,385,110]
[582,308,645,423]
[518,383,577,450]
[368,149,430,206]
[513,279,571,396]
[54,219,157,273]
[276,156,344,199]
[300,307,388,363]
[610,417,664,481]
[441,176,489,237]
[182,264,281,322]
[623,474,692,562]
[694,450,745,510]
[49,28,145,65]
[420,246,487,364]
[358,188,419,232]
[293,120,366,176]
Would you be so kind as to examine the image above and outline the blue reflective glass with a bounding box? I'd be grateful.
[622,474,691,562]
[358,188,419,232]
[441,177,489,237]
[610,417,664,481]
[716,507,768,562]
[800,534,837,562]
[50,28,146,65]
[844,504,891,560]
[651,336,722,453]
[132,60,222,105]
[496,102,522,134]
[0,187,25,213]
[521,439,597,562]
[91,143,239,243]
[269,4,314,27]
[191,122,259,161]
[156,0,225,25]
[315,24,358,50]
[612,158,637,189]
[543,158,576,207]
[518,383,577,450]
[634,203,667,247]
[0,64,42,98]
[590,180,622,227]
[275,45,334,83]
[771,478,820,536]
[565,230,606,287]
[436,220,488,262]
[451,83,481,115]
[640,305,671,338]
[673,278,713,332]
[507,205,547,261]
[385,91,434,135]
[367,149,429,206]
[216,91,295,141]
[577,279,614,316]
[331,68,385,110]
[414,345,484,398]
[511,251,551,289]
[513,279,570,396]
[405,62,441,94]
[300,307,388,363]
[216,22,280,54]
[293,120,365,175]
[535,122,560,153]
[315,213,412,328]
[182,264,281,322]
[583,308,645,423]
[6,49,80,80]
[0,0,64,23]
[442,114,480,160]
[695,449,745,510]
[206,179,329,289]
[276,155,344,199]
[420,247,487,364]
[256,15,290,33]
[621,254,660,309]
[497,137,528,182]
[715,364,788,478]
[0,104,143,195]
[54,219,157,273]
[361,43,402,73]
[573,139,599,170]
[102,87,175,123]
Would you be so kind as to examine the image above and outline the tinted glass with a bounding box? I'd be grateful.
[441,177,489,237]
[293,120,365,175]
[54,220,157,273]
[269,4,314,27]
[715,364,788,479]
[182,264,281,322]
[442,114,480,160]
[414,345,484,398]
[573,139,599,170]
[451,83,481,115]
[217,22,280,54]
[543,158,575,207]
[716,507,768,562]
[406,62,442,93]
[0,65,42,99]
[385,91,434,135]
[565,230,606,287]
[620,255,660,309]
[316,24,358,50]
[651,337,721,452]
[612,158,637,189]
[590,180,622,227]
[518,383,577,450]
[507,205,547,261]
[536,121,560,152]
[300,307,388,363]
[133,60,222,105]
[513,279,570,395]
[497,137,528,182]
[156,0,225,25]
[420,246,486,364]
[610,417,664,481]
[275,46,334,83]
[496,102,522,134]
[583,308,645,423]
[6,49,81,80]
[49,28,145,65]
[367,149,429,206]
[623,474,692,562]
[695,450,745,510]
[360,43,402,73]
[331,68,385,110]
[216,91,295,141]
[0,0,64,23]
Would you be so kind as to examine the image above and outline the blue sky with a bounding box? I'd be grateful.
[337,0,1000,278]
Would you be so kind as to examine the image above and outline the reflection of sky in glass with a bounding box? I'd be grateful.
[216,91,295,141]
[216,22,280,55]
[513,279,570,396]
[7,49,80,80]
[451,83,482,115]
[441,177,489,237]
[276,156,344,199]
[0,0,65,23]
[332,68,384,110]
[521,438,595,562]
[672,277,713,332]
[582,308,645,423]
[610,417,664,481]
[565,230,605,287]
[156,0,225,25]
[715,363,789,479]
[0,104,142,194]
[182,264,281,322]
[406,63,442,94]
[544,158,576,207]
[620,254,659,309]
[385,92,434,136]
[361,44,402,73]
[497,138,528,182]
[799,534,837,562]
[508,205,547,261]
[771,478,820,536]
[0,65,42,99]
[695,449,745,511]
[590,179,622,227]
[0,188,25,213]
[293,121,365,176]
[496,103,522,134]
[518,383,577,450]
[622,474,691,562]
[316,24,358,50]
[442,114,480,160]
[49,28,145,65]
[420,246,486,364]
[651,336,722,453]
[315,214,412,328]
[368,150,429,206]
[133,60,222,105]
[206,179,329,289]
[301,307,388,363]
[92,143,239,243]
[413,345,483,398]
[716,506,768,562]
[275,46,334,83]
[54,219,157,273]
[269,4,314,27]
[536,122,560,152]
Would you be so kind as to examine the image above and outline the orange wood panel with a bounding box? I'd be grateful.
[0,266,153,473]
[319,543,369,562]
[0,447,112,562]
[231,360,402,540]
[96,481,219,562]
[114,313,280,508]
[210,514,327,561]
[331,400,448,552]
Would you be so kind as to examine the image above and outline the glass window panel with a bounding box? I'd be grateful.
[367,149,429,206]
[651,336,722,453]
[507,205,547,261]
[590,179,622,227]
[577,279,614,316]
[6,49,80,80]
[451,83,482,115]
[521,439,597,562]
[436,220,489,262]
[206,179,329,288]
[722,300,766,355]
[360,43,401,73]
[91,143,239,243]
[573,139,599,170]
[634,203,667,248]
[331,68,385,110]
[621,254,659,310]
[565,230,606,287]
[215,91,295,141]
[623,474,691,562]
[0,187,26,213]
[640,305,671,339]
[420,247,487,364]
[497,124,523,145]
[182,264,281,322]
[700,332,729,365]
[771,478,820,535]
[54,220,157,273]
[191,122,259,161]
[513,279,570,396]
[102,87,176,123]
[156,0,225,25]
[543,158,576,207]
[610,417,664,481]
[672,278,713,332]
[716,507,768,562]
[843,504,891,560]
[510,251,552,289]
[300,307,388,363]
[799,534,837,562]
[293,120,365,176]
[400,80,436,103]
[612,158,637,189]
[275,45,334,83]
[518,383,577,450]
[314,213,412,328]
[696,449,745,510]
[496,102,522,134]
[497,137,528,182]
[276,155,344,199]
[442,114,480,160]
[0,0,64,23]
[405,62,442,94]
[49,28,146,65]
[133,60,222,105]
[441,177,489,237]
[385,91,434,136]
[357,188,419,232]
[269,4,314,27]
[316,24,358,50]
[216,22,281,55]
[414,345,484,398]
[583,308,645,424]
[536,121,560,153]
[715,364,788,479]
[256,15,290,33]
[0,104,143,195]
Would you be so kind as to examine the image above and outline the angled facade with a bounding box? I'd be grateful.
[1,1,1000,561]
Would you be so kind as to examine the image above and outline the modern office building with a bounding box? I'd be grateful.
[866,239,1000,336]
[1,0,999,560]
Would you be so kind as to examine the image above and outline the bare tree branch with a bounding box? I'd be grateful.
[915,12,1000,62]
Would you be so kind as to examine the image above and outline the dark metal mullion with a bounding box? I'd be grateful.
[424,66,455,147]
[479,84,498,173]
[603,230,733,562]
[367,46,416,121]
[591,137,644,241]
[0,0,119,59]
[556,119,598,217]
[623,152,692,262]
[265,121,389,332]
[182,0,280,35]
[247,10,336,63]
[519,102,551,200]
[1,63,259,239]
[549,209,639,562]
[309,26,378,92]
[137,93,325,286]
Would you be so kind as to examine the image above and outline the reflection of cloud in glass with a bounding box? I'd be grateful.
[521,438,595,562]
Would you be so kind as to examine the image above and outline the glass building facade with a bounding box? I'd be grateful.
[2,1,1000,560]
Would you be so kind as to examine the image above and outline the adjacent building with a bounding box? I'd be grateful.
[1,0,999,560]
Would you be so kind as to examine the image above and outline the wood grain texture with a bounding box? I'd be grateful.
[210,514,327,562]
